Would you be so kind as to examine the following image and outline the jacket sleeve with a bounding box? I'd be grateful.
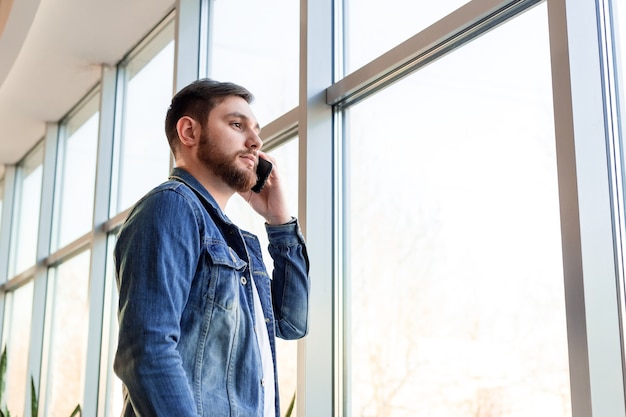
[265,218,310,340]
[113,189,200,417]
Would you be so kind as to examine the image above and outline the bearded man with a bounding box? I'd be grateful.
[113,78,310,417]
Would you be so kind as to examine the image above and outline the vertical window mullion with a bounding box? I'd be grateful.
[83,65,117,417]
[300,0,335,416]
[0,167,17,286]
[548,0,626,415]
[30,123,60,416]
[174,0,212,90]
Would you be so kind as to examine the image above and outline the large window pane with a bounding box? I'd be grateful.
[9,143,44,276]
[344,5,571,416]
[42,250,91,416]
[611,0,626,360]
[210,0,298,125]
[53,92,99,250]
[103,234,123,417]
[0,178,4,240]
[226,138,300,417]
[1,281,34,416]
[115,20,174,213]
[616,0,626,186]
[617,0,625,86]
[344,0,469,74]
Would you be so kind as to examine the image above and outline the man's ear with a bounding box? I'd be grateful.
[176,116,201,147]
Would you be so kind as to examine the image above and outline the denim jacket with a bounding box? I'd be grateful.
[113,167,310,417]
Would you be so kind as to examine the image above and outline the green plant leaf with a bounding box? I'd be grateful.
[0,346,7,417]
[31,376,38,417]
[69,404,81,417]
[0,346,6,408]
[283,391,296,417]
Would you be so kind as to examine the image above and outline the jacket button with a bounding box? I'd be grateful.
[240,276,247,285]
[261,378,266,386]
[265,318,270,323]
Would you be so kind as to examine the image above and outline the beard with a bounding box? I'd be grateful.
[196,129,257,192]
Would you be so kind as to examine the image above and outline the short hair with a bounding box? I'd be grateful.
[164,78,254,155]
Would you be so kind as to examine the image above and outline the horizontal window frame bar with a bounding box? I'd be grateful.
[326,0,543,108]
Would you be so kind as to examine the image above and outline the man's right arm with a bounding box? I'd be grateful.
[113,189,200,416]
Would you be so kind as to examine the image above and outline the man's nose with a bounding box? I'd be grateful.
[248,131,263,149]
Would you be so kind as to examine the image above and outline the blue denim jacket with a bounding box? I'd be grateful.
[113,167,310,417]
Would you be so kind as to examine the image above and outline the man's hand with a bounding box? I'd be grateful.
[239,151,292,225]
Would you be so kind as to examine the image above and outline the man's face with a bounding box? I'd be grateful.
[196,96,262,192]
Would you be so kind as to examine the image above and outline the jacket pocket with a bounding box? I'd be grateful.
[204,241,247,311]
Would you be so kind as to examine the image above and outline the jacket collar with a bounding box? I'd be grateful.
[169,167,234,226]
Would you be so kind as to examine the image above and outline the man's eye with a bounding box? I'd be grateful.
[231,122,242,129]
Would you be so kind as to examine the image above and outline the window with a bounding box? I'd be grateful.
[616,0,626,181]
[52,91,100,250]
[226,138,300,416]
[3,2,626,416]
[344,0,470,73]
[617,0,625,86]
[41,250,91,416]
[102,234,123,417]
[114,19,175,213]
[1,282,35,416]
[0,177,4,243]
[9,143,44,276]
[343,5,571,416]
[210,0,299,126]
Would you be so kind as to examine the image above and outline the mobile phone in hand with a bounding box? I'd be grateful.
[251,156,273,193]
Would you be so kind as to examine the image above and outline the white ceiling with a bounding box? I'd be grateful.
[0,0,175,179]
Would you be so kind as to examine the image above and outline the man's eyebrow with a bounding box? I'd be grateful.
[226,112,261,133]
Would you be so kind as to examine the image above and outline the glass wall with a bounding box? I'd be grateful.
[8,143,43,276]
[210,0,299,125]
[0,282,34,415]
[0,177,4,245]
[41,250,91,416]
[344,0,470,73]
[113,18,175,213]
[102,17,177,416]
[52,91,100,250]
[226,138,300,416]
[102,235,122,417]
[615,0,626,209]
[610,0,626,373]
[344,5,570,415]
[617,0,625,86]
[0,0,625,416]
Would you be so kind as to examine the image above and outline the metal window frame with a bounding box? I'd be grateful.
[174,0,212,90]
[83,64,118,417]
[1,0,625,415]
[318,0,626,415]
[548,0,626,414]
[0,166,16,353]
[28,123,59,417]
[0,167,16,287]
[299,0,336,416]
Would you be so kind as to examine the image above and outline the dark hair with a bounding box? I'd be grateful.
[164,78,254,155]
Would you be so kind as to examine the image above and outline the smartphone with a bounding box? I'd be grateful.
[251,156,273,193]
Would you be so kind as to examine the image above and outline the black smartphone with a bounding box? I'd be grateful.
[251,156,273,193]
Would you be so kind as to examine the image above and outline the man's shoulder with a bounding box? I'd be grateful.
[138,179,198,205]
[122,180,203,226]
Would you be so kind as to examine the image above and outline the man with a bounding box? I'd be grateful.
[113,78,310,417]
